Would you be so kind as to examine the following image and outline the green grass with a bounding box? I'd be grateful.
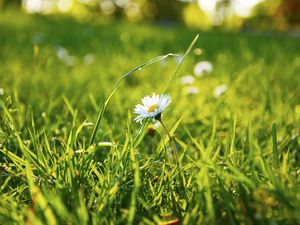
[0,10,300,225]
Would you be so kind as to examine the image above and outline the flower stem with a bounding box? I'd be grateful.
[157,118,181,174]
[158,117,188,203]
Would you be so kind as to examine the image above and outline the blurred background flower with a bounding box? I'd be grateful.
[193,61,213,77]
[214,84,228,97]
[56,46,76,66]
[180,75,195,85]
[185,86,199,95]
[0,88,4,96]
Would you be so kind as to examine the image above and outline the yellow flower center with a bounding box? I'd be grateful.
[148,104,159,112]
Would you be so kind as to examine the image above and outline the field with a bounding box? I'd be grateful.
[0,10,300,225]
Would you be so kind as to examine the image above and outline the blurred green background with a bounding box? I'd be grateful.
[1,0,300,31]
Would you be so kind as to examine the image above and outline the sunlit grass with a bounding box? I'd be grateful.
[0,10,299,225]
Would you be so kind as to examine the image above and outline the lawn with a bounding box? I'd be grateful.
[0,10,299,225]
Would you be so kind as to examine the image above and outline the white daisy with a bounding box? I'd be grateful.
[193,61,213,77]
[133,93,171,123]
